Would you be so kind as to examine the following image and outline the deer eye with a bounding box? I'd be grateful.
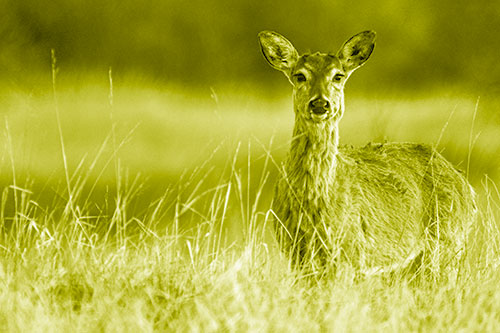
[333,73,345,82]
[294,73,307,82]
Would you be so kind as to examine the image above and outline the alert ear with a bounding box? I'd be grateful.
[337,30,376,73]
[258,31,298,74]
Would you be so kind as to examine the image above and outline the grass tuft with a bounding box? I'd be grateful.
[1,75,500,331]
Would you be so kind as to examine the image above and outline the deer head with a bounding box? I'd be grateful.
[258,30,376,124]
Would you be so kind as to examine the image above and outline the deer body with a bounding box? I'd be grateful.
[259,31,476,274]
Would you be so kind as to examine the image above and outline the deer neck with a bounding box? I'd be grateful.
[286,113,340,207]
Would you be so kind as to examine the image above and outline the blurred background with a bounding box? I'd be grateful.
[1,0,500,232]
[2,0,500,93]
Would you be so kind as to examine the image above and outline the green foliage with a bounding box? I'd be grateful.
[2,0,500,90]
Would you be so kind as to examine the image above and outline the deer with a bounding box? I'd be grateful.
[258,30,477,278]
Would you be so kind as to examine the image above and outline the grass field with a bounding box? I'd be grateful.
[1,73,500,331]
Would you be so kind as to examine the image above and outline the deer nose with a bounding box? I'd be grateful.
[309,98,330,114]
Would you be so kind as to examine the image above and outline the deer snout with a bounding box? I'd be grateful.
[309,98,330,115]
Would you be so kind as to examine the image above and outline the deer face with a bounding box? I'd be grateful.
[258,30,376,123]
[291,53,346,122]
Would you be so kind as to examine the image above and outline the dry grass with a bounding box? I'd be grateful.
[1,74,500,331]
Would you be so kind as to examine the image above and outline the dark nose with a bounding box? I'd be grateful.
[309,98,330,114]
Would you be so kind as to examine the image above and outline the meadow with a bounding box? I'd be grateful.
[1,71,500,331]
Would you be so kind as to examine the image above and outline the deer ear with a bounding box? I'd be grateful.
[337,31,376,72]
[258,31,298,73]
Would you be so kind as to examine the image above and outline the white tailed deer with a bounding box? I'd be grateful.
[258,30,476,277]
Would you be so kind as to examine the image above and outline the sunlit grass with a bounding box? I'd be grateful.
[1,74,500,331]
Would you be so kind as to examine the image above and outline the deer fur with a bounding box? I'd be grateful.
[258,30,477,276]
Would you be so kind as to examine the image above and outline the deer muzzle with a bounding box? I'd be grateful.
[309,97,331,117]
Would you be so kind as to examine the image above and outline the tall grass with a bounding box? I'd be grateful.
[1,72,500,331]
[1,138,500,331]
